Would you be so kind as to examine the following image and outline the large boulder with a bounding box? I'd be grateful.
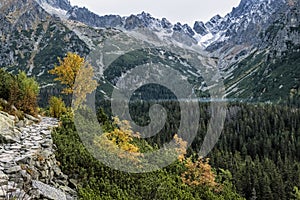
[0,112,21,143]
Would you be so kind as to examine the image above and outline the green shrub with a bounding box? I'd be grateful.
[49,96,67,118]
[0,69,39,116]
[16,71,39,115]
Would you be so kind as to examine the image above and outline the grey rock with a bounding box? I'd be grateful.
[24,118,34,126]
[0,111,16,122]
[0,170,8,180]
[24,114,40,123]
[193,21,208,36]
[36,0,72,10]
[0,113,21,143]
[40,150,53,159]
[10,145,22,150]
[5,166,21,174]
[0,112,74,199]
[0,180,8,187]
[0,189,6,197]
[32,180,67,200]
[15,155,31,164]
[16,120,25,128]
[60,186,77,196]
[0,155,14,163]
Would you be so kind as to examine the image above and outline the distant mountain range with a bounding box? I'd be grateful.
[0,0,299,102]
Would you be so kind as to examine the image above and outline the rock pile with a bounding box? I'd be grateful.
[0,112,77,199]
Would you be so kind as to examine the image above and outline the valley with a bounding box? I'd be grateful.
[0,0,299,199]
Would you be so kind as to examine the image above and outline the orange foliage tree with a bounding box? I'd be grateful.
[181,157,217,189]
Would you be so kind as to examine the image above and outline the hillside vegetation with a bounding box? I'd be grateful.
[0,69,39,117]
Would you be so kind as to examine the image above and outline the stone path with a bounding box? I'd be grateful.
[0,117,58,166]
[0,115,76,199]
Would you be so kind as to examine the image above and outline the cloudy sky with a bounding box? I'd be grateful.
[69,0,241,26]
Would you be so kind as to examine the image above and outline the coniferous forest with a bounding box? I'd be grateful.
[52,92,300,199]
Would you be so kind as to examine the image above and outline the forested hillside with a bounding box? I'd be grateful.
[50,98,300,199]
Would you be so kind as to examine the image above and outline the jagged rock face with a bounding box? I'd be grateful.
[161,18,172,29]
[37,0,71,10]
[0,0,89,81]
[0,0,48,33]
[66,8,198,43]
[67,6,123,28]
[222,1,300,100]
[124,15,144,30]
[202,0,287,52]
[194,21,208,36]
[61,0,296,59]
[261,5,300,51]
[204,15,222,34]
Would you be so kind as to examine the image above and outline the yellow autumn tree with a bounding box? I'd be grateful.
[94,117,141,163]
[106,117,140,152]
[72,62,98,110]
[49,52,98,109]
[181,157,217,189]
[49,52,84,94]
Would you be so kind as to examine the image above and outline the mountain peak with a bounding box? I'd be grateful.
[36,0,71,10]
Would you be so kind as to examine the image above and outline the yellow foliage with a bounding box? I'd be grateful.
[72,62,98,110]
[49,96,67,118]
[181,157,217,189]
[49,52,84,95]
[94,117,142,163]
[174,134,188,162]
[106,117,140,153]
[49,52,98,110]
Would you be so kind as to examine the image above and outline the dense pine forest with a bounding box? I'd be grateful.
[46,98,300,199]
[95,98,300,199]
[52,96,300,199]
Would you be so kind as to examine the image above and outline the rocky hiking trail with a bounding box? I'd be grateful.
[0,112,77,200]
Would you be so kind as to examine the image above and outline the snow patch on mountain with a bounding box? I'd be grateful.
[37,1,68,19]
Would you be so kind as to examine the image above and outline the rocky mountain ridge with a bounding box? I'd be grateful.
[221,0,300,100]
[0,0,299,102]
[40,0,300,101]
[36,0,294,49]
